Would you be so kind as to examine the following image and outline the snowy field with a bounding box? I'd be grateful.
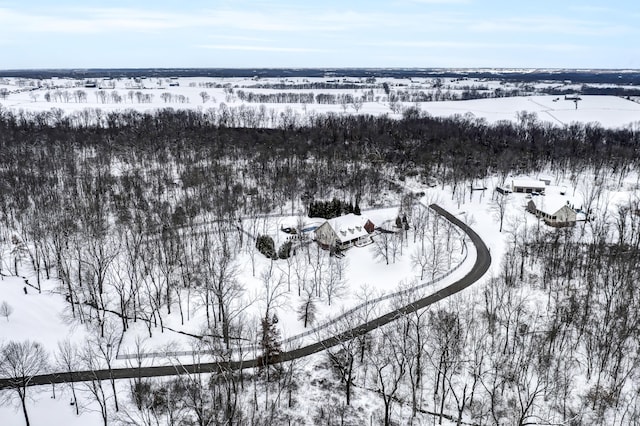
[420,95,640,128]
[1,76,639,129]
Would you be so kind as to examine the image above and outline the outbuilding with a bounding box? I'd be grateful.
[511,179,546,194]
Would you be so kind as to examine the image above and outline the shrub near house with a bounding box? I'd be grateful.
[256,235,277,259]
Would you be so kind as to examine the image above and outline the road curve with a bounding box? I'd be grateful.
[0,204,491,389]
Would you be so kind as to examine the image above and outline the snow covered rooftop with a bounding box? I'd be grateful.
[530,191,583,215]
[327,213,371,243]
[512,178,546,189]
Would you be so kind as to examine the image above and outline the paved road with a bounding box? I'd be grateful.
[0,204,491,390]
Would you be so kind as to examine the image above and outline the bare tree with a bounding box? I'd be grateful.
[10,235,28,276]
[0,340,49,426]
[0,301,13,321]
[325,315,361,406]
[353,283,383,364]
[411,203,430,246]
[423,216,448,280]
[260,260,287,316]
[87,319,123,412]
[369,326,407,426]
[324,256,348,306]
[411,245,430,281]
[198,227,243,349]
[340,96,349,113]
[80,340,111,426]
[83,234,120,337]
[351,97,364,112]
[372,232,392,265]
[389,231,403,263]
[291,244,309,296]
[491,191,510,233]
[308,243,328,298]
[55,339,80,415]
[426,308,464,424]
[199,91,210,104]
[297,287,317,328]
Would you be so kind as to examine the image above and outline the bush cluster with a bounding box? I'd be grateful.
[256,235,277,259]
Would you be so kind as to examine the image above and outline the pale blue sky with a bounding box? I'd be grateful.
[1,0,638,69]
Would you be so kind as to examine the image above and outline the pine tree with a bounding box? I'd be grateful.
[258,314,282,379]
[395,216,403,228]
[330,198,341,218]
[278,241,293,259]
[347,201,354,214]
[256,235,277,259]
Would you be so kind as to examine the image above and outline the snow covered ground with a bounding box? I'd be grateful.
[1,76,639,129]
[420,95,640,128]
[1,167,639,424]
[2,74,640,423]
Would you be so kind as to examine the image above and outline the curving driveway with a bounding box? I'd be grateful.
[0,204,491,389]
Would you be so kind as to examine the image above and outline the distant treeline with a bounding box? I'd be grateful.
[2,68,640,85]
[541,85,640,97]
[246,82,377,90]
[234,87,534,104]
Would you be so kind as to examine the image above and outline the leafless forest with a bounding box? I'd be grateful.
[1,105,640,425]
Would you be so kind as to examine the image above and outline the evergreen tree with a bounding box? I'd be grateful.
[330,198,341,218]
[402,214,410,230]
[278,241,293,259]
[256,235,277,259]
[258,314,282,379]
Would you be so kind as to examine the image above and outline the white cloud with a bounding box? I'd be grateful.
[567,5,617,14]
[468,16,633,37]
[404,0,470,3]
[197,44,323,53]
[369,40,587,52]
[0,2,634,69]
[0,6,366,35]
[0,5,455,37]
[212,35,276,43]
[0,7,182,34]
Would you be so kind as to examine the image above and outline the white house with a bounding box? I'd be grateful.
[527,196,579,227]
[314,214,375,250]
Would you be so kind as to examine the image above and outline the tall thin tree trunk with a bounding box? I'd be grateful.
[19,392,31,426]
